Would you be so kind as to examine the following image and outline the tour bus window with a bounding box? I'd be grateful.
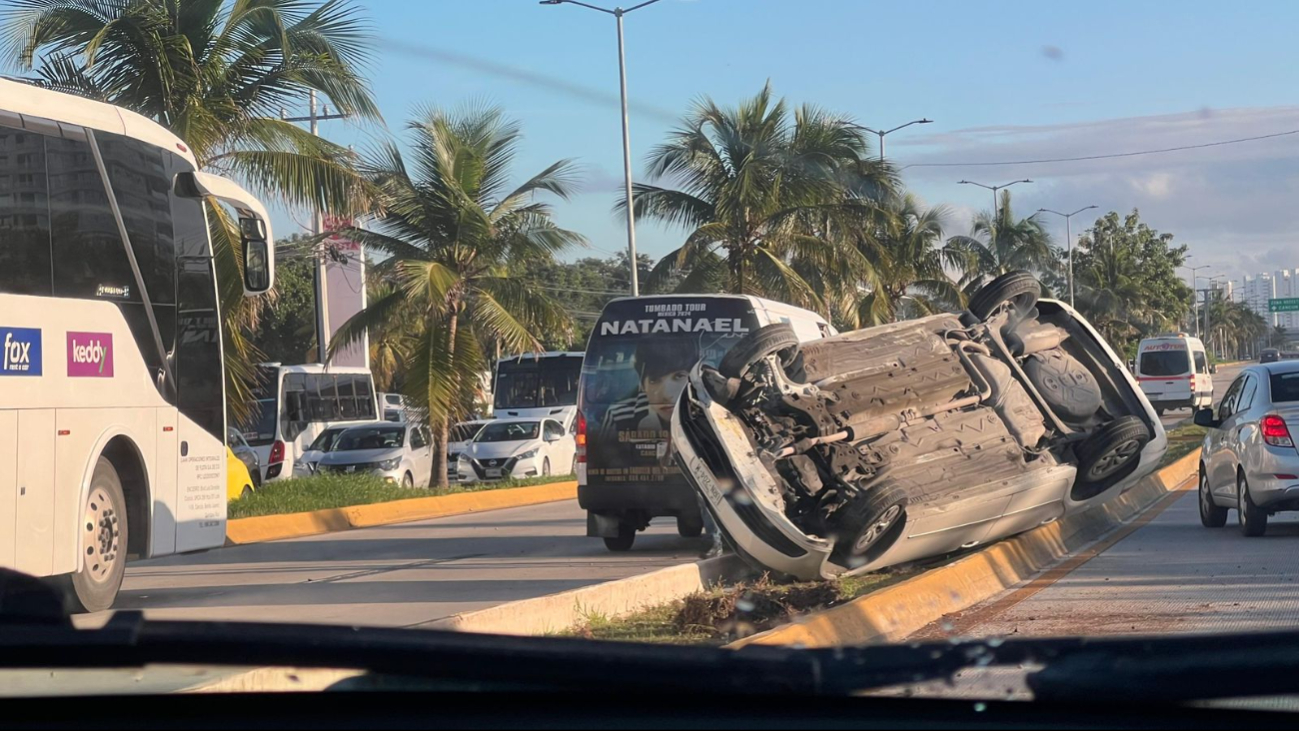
[0,125,52,296]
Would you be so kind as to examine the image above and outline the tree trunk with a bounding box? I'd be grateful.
[433,307,459,489]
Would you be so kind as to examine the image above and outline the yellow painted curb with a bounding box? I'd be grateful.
[225,481,578,546]
[729,450,1202,649]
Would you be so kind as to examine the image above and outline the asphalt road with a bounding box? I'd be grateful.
[79,500,706,629]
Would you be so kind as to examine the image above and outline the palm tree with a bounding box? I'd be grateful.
[2,0,381,419]
[948,190,1055,291]
[626,83,895,309]
[850,195,965,327]
[329,106,583,487]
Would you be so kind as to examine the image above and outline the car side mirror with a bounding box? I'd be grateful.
[1194,408,1221,429]
[545,433,560,443]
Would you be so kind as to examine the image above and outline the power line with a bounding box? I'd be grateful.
[906,128,1299,168]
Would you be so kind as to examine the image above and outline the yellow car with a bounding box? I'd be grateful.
[227,448,256,502]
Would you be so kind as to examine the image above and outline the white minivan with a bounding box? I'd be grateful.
[1135,334,1212,415]
[577,295,834,551]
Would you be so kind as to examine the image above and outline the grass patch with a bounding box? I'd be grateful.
[1160,423,1207,468]
[228,473,575,520]
[565,570,917,646]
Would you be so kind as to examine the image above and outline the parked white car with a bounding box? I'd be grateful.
[292,421,376,478]
[448,420,489,482]
[316,423,435,488]
[457,419,575,482]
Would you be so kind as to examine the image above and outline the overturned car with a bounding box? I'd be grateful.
[671,272,1167,580]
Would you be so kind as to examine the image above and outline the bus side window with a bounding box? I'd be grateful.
[0,125,52,296]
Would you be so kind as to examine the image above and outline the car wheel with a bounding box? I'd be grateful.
[542,458,551,477]
[55,457,129,614]
[1071,416,1151,501]
[603,525,636,552]
[718,323,801,380]
[1156,408,1165,417]
[1199,469,1228,528]
[830,485,908,569]
[1238,472,1268,537]
[967,271,1041,323]
[402,472,414,489]
[677,512,705,539]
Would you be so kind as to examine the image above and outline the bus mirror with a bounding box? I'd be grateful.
[240,218,271,294]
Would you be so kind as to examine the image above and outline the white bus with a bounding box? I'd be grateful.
[241,364,379,482]
[0,79,275,611]
[493,352,584,428]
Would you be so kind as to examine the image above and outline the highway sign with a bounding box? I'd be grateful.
[1270,298,1299,313]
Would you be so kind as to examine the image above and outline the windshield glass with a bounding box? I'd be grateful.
[336,426,405,451]
[16,0,1299,709]
[475,422,539,442]
[1140,349,1190,376]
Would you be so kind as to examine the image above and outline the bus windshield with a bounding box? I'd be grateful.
[494,355,582,410]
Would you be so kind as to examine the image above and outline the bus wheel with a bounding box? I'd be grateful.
[59,458,129,614]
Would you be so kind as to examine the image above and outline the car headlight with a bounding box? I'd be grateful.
[516,448,540,461]
[378,457,402,470]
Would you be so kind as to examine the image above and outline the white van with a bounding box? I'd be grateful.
[1135,334,1212,415]
[577,295,834,551]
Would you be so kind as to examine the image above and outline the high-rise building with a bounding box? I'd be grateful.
[1242,273,1278,327]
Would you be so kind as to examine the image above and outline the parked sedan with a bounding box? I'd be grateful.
[448,420,488,482]
[292,422,370,478]
[1196,361,1299,536]
[315,423,434,488]
[227,428,261,488]
[672,271,1166,581]
[457,419,575,482]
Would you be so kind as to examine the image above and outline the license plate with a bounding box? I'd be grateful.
[486,468,503,478]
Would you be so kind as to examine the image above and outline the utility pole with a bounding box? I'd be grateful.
[959,179,1033,221]
[283,90,349,364]
[846,119,933,161]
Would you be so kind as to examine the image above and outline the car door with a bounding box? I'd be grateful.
[1208,375,1247,494]
[409,426,432,486]
[1225,373,1262,486]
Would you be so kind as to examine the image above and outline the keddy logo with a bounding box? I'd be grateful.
[67,332,114,378]
[0,327,42,376]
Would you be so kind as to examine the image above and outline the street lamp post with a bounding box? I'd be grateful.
[958,179,1033,221]
[846,119,933,161]
[542,0,663,297]
[1036,205,1097,308]
[1183,264,1210,337]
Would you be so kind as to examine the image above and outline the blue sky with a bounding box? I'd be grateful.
[289,0,1299,285]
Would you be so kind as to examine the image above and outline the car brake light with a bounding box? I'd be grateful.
[576,412,587,464]
[269,440,286,464]
[1262,415,1294,448]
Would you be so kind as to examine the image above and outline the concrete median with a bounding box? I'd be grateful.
[225,481,578,545]
[729,450,1202,649]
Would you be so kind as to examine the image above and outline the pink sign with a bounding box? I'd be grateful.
[67,332,113,378]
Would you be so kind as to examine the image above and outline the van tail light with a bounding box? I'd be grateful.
[576,412,587,464]
[269,440,286,464]
[1190,375,1198,390]
[1262,415,1294,448]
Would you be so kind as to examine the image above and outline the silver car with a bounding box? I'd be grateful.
[672,272,1167,581]
[315,423,435,488]
[1197,361,1299,536]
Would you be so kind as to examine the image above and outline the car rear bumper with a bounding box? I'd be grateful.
[1247,474,1299,509]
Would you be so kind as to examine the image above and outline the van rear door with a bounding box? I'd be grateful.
[1137,341,1193,405]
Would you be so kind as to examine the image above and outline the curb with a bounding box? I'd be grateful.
[728,450,1202,649]
[225,482,578,545]
[427,554,752,636]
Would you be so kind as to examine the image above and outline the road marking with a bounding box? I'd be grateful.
[303,553,487,584]
[917,475,1196,639]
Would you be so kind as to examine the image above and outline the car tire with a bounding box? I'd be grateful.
[677,513,705,539]
[603,525,636,552]
[967,271,1042,322]
[55,457,129,614]
[1199,469,1228,528]
[542,458,551,477]
[1238,473,1268,537]
[1071,416,1151,501]
[718,323,801,380]
[830,484,908,569]
[402,472,414,489]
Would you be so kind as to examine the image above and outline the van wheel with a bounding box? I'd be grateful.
[603,524,636,552]
[968,271,1041,322]
[1071,416,1151,501]
[831,485,908,570]
[55,458,129,614]
[677,513,705,539]
[719,323,800,379]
